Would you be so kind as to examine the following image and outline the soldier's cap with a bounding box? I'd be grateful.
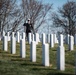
[28,19,30,21]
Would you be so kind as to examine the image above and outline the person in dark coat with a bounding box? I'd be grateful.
[23,19,34,38]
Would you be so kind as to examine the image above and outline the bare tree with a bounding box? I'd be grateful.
[0,0,52,36]
[21,0,52,32]
[0,0,24,35]
[52,1,76,36]
[0,0,16,34]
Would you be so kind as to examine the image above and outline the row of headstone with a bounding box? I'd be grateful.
[42,33,58,48]
[42,34,65,70]
[2,32,59,46]
[1,31,76,44]
[4,31,74,47]
[2,32,38,56]
[3,32,26,58]
[41,34,74,71]
[57,34,75,71]
[2,34,62,69]
[57,34,65,71]
[65,34,74,50]
[1,31,40,43]
[2,32,75,52]
[2,34,38,63]
[28,33,40,44]
[1,32,75,71]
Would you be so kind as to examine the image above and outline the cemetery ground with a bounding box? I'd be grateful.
[0,41,75,75]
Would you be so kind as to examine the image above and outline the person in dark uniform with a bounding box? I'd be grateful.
[23,19,34,38]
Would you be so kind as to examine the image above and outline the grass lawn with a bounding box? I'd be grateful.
[0,41,75,75]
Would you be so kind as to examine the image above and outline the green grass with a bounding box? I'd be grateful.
[0,41,75,75]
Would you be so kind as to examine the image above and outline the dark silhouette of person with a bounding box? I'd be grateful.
[23,19,34,38]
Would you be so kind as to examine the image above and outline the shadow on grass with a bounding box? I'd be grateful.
[11,57,26,61]
[52,49,57,51]
[65,62,74,66]
[0,51,20,57]
[21,62,42,67]
[47,72,74,75]
[65,50,69,52]
[32,67,74,75]
[32,66,74,75]
[32,67,56,71]
[0,51,9,53]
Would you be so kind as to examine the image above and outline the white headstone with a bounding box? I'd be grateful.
[7,32,10,41]
[47,34,50,43]
[57,46,65,71]
[59,34,63,46]
[20,39,26,58]
[65,34,69,44]
[54,34,58,44]
[30,41,36,62]
[16,32,20,43]
[34,33,39,44]
[50,34,54,48]
[22,32,25,40]
[3,36,8,51]
[3,31,5,37]
[69,35,74,51]
[42,43,49,66]
[12,32,15,37]
[11,36,16,54]
[28,33,32,44]
[42,33,46,44]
